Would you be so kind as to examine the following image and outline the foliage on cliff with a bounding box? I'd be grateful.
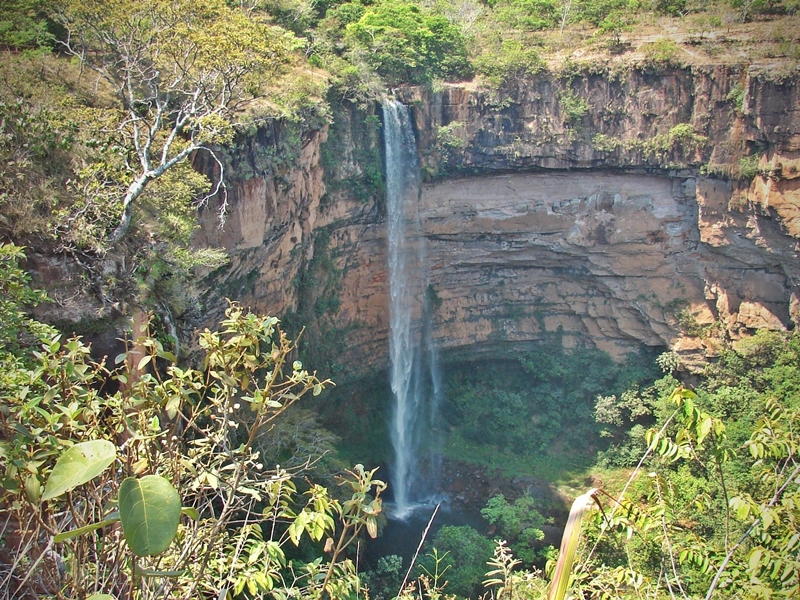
[303,0,799,93]
[2,0,797,249]
[1,0,311,248]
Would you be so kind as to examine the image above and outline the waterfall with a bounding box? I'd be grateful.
[423,303,443,495]
[383,98,438,519]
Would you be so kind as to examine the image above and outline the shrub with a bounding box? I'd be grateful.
[558,89,590,124]
[576,0,639,26]
[652,0,686,16]
[436,121,468,150]
[625,123,707,165]
[0,244,386,599]
[738,154,761,180]
[493,0,560,30]
[418,525,495,598]
[726,82,746,114]
[481,494,550,563]
[0,0,56,49]
[474,39,543,88]
[592,133,622,152]
[640,38,681,64]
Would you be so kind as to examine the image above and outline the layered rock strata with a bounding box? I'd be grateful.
[195,65,800,373]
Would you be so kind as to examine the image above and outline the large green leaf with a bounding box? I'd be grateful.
[42,440,116,501]
[118,475,180,557]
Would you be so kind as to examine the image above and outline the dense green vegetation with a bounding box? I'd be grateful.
[442,347,660,480]
[343,330,800,600]
[427,333,800,599]
[5,257,799,599]
[302,332,800,600]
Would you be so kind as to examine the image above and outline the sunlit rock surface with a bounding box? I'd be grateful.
[194,65,799,373]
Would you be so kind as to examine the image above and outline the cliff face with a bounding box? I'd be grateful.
[197,65,800,373]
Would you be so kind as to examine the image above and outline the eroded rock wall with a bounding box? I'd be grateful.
[196,65,800,374]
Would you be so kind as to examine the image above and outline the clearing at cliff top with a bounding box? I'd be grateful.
[539,15,800,72]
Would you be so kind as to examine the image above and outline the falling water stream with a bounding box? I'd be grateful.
[383,98,439,520]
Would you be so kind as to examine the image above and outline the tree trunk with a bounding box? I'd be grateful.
[108,176,150,245]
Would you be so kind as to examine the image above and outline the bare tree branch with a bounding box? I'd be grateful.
[52,0,295,245]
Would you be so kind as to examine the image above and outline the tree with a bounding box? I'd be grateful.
[0,243,386,599]
[53,0,299,244]
[559,0,573,33]
[481,494,550,564]
[598,8,634,49]
[493,0,559,30]
[417,525,495,597]
[574,0,636,26]
[0,0,56,49]
[345,0,472,85]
